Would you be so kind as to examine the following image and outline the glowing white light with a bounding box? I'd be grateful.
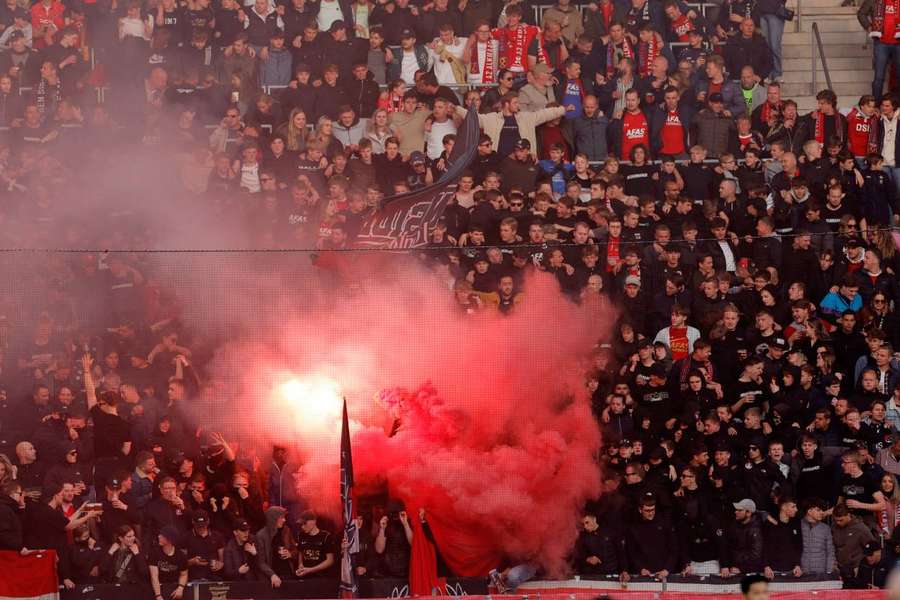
[277,375,344,431]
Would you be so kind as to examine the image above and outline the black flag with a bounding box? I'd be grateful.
[339,398,358,597]
[354,109,480,248]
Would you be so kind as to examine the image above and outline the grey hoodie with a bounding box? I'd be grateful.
[255,506,291,578]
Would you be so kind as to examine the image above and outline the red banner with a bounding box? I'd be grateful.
[0,550,59,600]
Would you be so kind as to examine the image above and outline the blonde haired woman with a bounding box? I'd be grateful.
[276,108,309,153]
[364,109,392,153]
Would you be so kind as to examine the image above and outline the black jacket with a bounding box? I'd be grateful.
[574,526,628,574]
[762,516,803,571]
[723,514,764,573]
[344,74,380,121]
[625,514,678,573]
[0,495,23,550]
[723,34,774,80]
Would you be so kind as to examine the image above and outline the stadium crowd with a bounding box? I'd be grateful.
[0,0,899,594]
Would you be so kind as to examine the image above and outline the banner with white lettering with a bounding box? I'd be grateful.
[354,110,480,249]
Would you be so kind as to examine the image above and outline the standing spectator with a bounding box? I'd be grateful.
[296,510,336,578]
[651,86,693,159]
[762,496,804,578]
[859,0,900,100]
[573,512,629,579]
[692,93,735,159]
[625,494,678,578]
[696,55,745,117]
[723,499,764,577]
[183,510,225,581]
[800,89,847,147]
[541,0,583,47]
[0,480,24,550]
[800,498,836,575]
[519,63,557,113]
[723,18,773,83]
[223,518,262,580]
[458,93,568,159]
[388,29,430,86]
[832,502,876,580]
[148,526,188,600]
[571,94,609,161]
[255,506,294,588]
[608,89,650,159]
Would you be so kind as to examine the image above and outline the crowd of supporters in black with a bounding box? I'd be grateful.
[0,0,899,593]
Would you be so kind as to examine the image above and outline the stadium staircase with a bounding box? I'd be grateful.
[782,0,873,111]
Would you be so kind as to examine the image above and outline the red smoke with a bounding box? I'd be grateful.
[209,262,611,577]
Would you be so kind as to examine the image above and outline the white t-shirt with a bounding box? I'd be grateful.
[317,0,344,31]
[426,118,457,159]
[400,50,419,85]
[428,38,465,85]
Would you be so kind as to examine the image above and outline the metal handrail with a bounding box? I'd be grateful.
[810,21,834,95]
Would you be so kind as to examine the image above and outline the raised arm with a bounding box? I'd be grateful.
[82,353,97,411]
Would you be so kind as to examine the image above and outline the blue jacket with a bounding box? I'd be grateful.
[259,47,293,88]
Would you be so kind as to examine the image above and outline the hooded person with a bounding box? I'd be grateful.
[0,480,24,550]
[255,505,297,587]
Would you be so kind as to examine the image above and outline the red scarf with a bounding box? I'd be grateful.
[670,14,695,42]
[606,38,634,78]
[470,40,495,83]
[760,101,782,125]
[812,110,839,144]
[637,35,660,77]
[496,24,537,71]
[606,236,621,271]
[534,34,562,69]
[880,501,900,534]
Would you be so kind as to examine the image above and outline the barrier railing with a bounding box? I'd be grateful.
[810,21,833,96]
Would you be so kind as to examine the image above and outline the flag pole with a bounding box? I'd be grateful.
[340,397,359,598]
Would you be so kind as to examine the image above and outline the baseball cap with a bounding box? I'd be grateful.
[531,63,551,76]
[410,151,426,165]
[514,138,531,150]
[618,439,633,448]
[192,509,210,525]
[733,499,757,512]
[234,518,251,531]
[624,275,641,288]
[863,541,881,556]
[295,63,312,73]
[770,337,789,351]
[708,92,724,103]
[329,20,346,33]
[8,30,24,41]
[12,8,27,19]
[400,28,416,39]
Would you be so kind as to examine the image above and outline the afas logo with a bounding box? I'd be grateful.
[625,127,647,139]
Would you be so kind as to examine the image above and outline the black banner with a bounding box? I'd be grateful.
[354,110,480,249]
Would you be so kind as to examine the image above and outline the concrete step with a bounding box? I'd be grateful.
[799,18,865,32]
[793,97,819,112]
[781,80,871,97]
[782,69,873,83]
[782,42,871,58]
[783,30,868,44]
[782,56,872,70]
[788,0,856,8]
[790,5,859,15]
